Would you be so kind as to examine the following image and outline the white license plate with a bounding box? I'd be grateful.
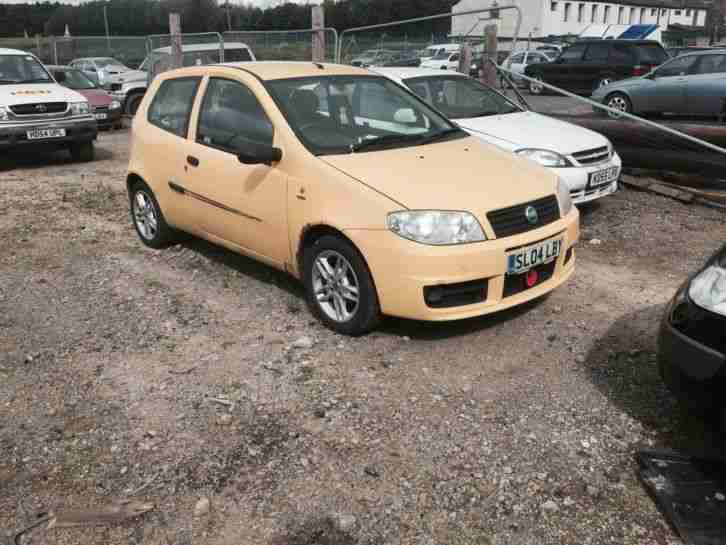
[26,128,66,140]
[588,166,619,187]
[94,113,108,120]
[507,238,562,275]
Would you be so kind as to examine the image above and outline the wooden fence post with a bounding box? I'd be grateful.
[311,5,325,62]
[169,13,182,71]
[479,24,498,87]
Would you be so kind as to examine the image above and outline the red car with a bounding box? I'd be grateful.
[48,65,122,129]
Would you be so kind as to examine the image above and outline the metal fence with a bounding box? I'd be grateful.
[146,32,224,82]
[223,29,338,63]
[0,36,55,64]
[54,36,148,68]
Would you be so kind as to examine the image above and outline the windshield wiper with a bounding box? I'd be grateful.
[417,128,466,145]
[351,133,424,152]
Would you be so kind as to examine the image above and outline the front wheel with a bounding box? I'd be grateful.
[528,75,545,95]
[69,141,94,162]
[129,181,177,249]
[125,93,144,116]
[605,92,632,118]
[304,235,380,336]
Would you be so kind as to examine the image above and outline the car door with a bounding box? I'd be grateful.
[581,43,611,92]
[547,43,586,90]
[447,53,460,70]
[181,73,289,267]
[686,54,726,115]
[645,54,699,113]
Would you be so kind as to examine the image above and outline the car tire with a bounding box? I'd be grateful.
[129,180,177,249]
[125,93,144,116]
[528,75,545,95]
[69,141,94,162]
[303,234,380,336]
[658,356,725,422]
[604,92,632,118]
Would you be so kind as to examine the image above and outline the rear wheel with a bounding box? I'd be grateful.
[304,235,380,336]
[528,75,545,95]
[69,141,94,162]
[605,92,632,118]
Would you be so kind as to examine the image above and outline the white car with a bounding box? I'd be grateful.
[374,67,621,204]
[502,50,554,86]
[68,57,132,88]
[419,43,461,64]
[420,50,461,71]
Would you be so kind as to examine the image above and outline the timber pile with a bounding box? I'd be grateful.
[620,171,726,208]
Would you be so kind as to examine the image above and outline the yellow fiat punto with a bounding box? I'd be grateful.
[127,62,579,335]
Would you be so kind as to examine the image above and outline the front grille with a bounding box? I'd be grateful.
[572,146,610,165]
[503,260,556,298]
[424,279,488,308]
[487,195,560,238]
[10,102,68,115]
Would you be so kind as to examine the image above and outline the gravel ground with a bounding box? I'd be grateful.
[2,130,726,545]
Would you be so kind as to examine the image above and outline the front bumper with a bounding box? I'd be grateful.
[346,208,579,321]
[658,284,726,382]
[0,116,97,149]
[551,153,622,205]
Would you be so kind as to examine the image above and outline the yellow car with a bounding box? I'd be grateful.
[127,62,579,335]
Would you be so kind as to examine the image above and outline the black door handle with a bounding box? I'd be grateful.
[187,155,199,167]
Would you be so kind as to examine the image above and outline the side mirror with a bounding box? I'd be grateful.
[237,143,282,166]
[393,108,417,124]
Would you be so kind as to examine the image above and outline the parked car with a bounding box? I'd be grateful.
[350,49,395,68]
[47,65,122,129]
[419,43,461,63]
[666,46,716,58]
[68,57,131,88]
[127,62,578,335]
[0,48,96,160]
[375,67,621,205]
[110,42,255,116]
[658,243,726,419]
[421,49,462,70]
[501,50,555,86]
[377,52,421,68]
[536,44,564,55]
[592,50,726,118]
[524,40,669,95]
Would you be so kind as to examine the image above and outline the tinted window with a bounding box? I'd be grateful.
[53,69,97,90]
[695,54,726,75]
[224,48,253,62]
[609,44,634,63]
[404,75,520,119]
[654,55,698,77]
[147,77,200,137]
[634,44,668,64]
[584,43,610,62]
[559,44,586,62]
[197,78,273,153]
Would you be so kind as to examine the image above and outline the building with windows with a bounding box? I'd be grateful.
[451,0,712,44]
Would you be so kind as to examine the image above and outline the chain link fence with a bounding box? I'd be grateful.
[0,36,55,64]
[223,29,338,63]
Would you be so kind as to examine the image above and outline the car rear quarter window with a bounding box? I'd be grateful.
[147,77,201,138]
[196,78,273,153]
[634,44,668,65]
[609,44,635,64]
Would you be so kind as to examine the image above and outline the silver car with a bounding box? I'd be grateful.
[592,50,726,118]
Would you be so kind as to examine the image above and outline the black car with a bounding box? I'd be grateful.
[658,243,726,418]
[524,39,669,96]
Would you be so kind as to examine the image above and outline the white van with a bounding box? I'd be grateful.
[0,48,97,161]
[419,43,460,63]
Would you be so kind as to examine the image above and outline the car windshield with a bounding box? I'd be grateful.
[0,54,53,84]
[55,68,97,90]
[433,49,453,60]
[267,75,465,156]
[404,75,521,119]
[94,57,122,68]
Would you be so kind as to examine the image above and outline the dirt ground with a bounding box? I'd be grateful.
[2,129,726,545]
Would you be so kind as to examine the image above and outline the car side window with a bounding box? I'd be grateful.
[654,55,698,77]
[197,78,273,154]
[695,54,726,75]
[450,53,460,62]
[147,77,201,138]
[511,53,525,64]
[559,44,586,62]
[583,43,610,62]
[608,44,634,64]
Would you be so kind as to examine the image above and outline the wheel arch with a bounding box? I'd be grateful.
[604,90,634,112]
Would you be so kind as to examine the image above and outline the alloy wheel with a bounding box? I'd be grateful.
[133,190,158,241]
[606,95,629,118]
[311,250,360,323]
[529,77,544,95]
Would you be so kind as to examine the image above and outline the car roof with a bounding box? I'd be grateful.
[151,41,252,54]
[165,61,372,81]
[372,66,468,82]
[0,48,34,56]
[573,39,663,45]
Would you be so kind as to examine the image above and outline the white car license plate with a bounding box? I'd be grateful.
[588,166,619,187]
[507,238,562,275]
[94,113,107,120]
[26,128,66,140]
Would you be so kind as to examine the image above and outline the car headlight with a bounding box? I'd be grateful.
[556,178,573,216]
[0,106,8,121]
[70,101,90,115]
[516,148,570,167]
[688,247,726,317]
[387,210,487,245]
[109,100,121,110]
